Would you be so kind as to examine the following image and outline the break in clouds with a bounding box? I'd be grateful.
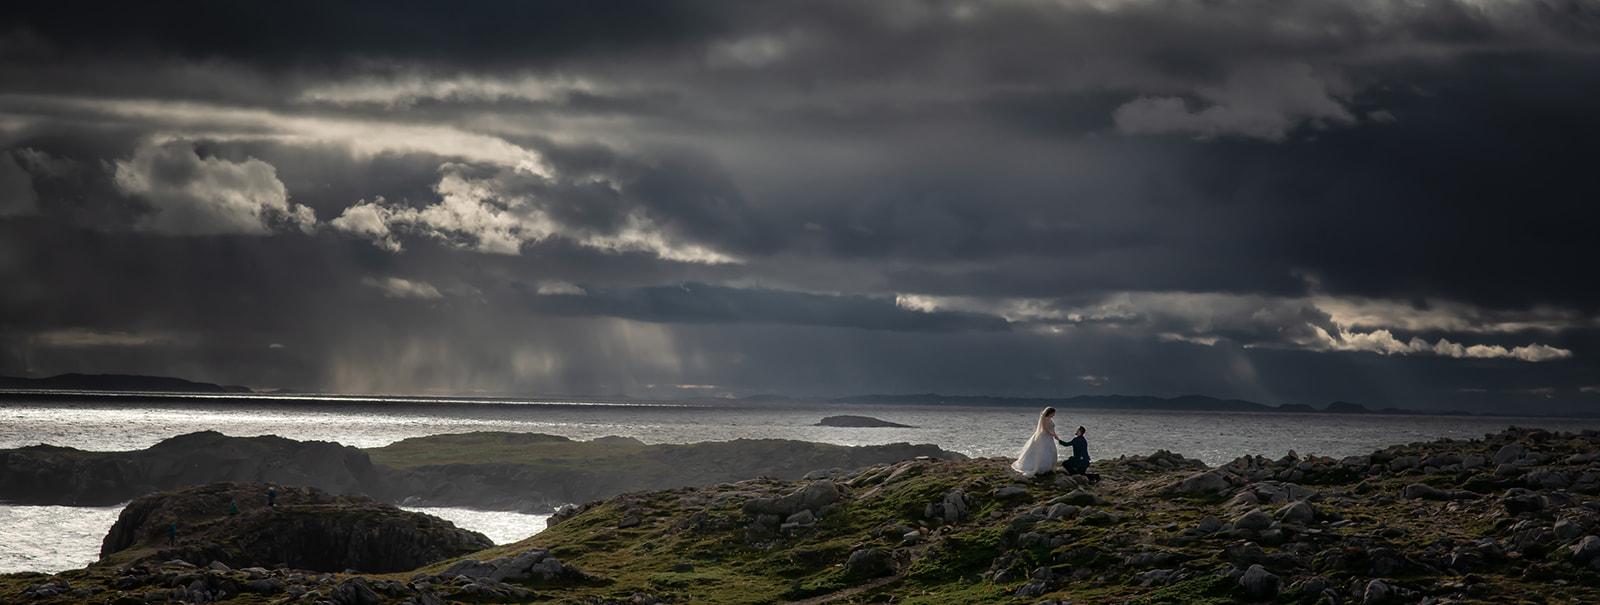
[2,0,1599,412]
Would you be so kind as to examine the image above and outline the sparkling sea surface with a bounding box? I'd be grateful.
[5,394,1600,574]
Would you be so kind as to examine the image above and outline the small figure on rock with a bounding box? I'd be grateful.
[267,486,277,508]
[168,521,177,546]
[1059,426,1100,483]
[229,499,239,516]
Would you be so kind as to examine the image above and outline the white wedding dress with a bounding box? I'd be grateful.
[1010,415,1059,476]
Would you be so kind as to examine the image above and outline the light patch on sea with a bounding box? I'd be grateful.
[0,502,546,574]
[398,507,548,546]
[0,504,124,574]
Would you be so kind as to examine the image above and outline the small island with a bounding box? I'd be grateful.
[817,415,915,428]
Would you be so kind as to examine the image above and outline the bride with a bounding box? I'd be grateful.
[1011,406,1061,476]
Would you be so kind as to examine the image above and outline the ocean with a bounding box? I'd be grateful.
[4,395,1599,574]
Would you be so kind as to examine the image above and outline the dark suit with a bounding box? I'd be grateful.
[1062,435,1090,475]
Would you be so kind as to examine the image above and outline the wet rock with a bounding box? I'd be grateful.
[444,559,496,580]
[1362,579,1393,604]
[1524,470,1570,489]
[1046,503,1080,519]
[1193,516,1224,534]
[1554,519,1583,542]
[1225,491,1260,509]
[1233,508,1273,531]
[1571,535,1600,563]
[786,509,816,526]
[1502,488,1548,515]
[1276,501,1315,524]
[1567,452,1600,465]
[1493,444,1527,465]
[1238,564,1280,598]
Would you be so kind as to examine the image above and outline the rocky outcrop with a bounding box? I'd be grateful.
[375,433,963,512]
[1,431,963,512]
[0,431,385,506]
[100,482,491,572]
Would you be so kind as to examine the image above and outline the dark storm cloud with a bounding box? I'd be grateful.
[519,282,1009,333]
[1,0,1598,410]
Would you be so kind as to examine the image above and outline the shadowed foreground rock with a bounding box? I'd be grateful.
[100,482,491,573]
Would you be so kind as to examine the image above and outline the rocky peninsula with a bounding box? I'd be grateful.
[3,427,1600,603]
[0,431,963,512]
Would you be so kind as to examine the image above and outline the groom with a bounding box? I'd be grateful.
[1058,426,1100,482]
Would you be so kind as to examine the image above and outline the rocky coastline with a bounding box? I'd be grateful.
[3,427,1599,603]
[0,431,964,512]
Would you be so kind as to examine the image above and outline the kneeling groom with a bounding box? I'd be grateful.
[1059,426,1100,482]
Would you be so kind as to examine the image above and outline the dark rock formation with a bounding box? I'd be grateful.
[1,431,964,513]
[374,433,963,512]
[816,415,914,428]
[100,482,491,572]
[0,431,385,505]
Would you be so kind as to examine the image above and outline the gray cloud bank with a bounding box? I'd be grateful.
[2,0,1599,412]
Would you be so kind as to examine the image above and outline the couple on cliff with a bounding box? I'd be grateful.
[1010,406,1097,480]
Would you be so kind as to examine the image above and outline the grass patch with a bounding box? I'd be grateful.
[1128,574,1238,605]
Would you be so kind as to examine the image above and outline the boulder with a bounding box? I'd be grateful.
[1233,509,1273,531]
[1058,489,1102,505]
[994,485,1030,499]
[1170,471,1231,495]
[1238,564,1280,598]
[100,482,491,573]
[843,548,894,579]
[1493,444,1527,465]
[1275,501,1315,524]
[1554,519,1583,542]
[1362,579,1393,604]
[330,577,382,605]
[1572,535,1600,563]
[1046,503,1080,520]
[744,480,843,517]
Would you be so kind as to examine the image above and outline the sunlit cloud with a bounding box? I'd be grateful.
[361,276,444,300]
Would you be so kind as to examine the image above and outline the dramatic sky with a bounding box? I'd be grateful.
[2,1,1598,411]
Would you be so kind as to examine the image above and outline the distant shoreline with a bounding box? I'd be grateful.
[2,386,1598,420]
